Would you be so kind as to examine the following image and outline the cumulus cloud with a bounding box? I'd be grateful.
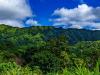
[0,0,33,27]
[26,19,41,26]
[0,20,24,27]
[52,4,100,30]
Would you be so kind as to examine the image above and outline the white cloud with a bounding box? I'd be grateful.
[0,20,24,27]
[0,0,33,27]
[26,19,41,26]
[52,4,100,30]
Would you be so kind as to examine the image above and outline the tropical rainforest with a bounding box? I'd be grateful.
[0,24,100,75]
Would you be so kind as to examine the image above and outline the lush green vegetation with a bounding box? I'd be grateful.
[0,62,100,75]
[0,24,100,75]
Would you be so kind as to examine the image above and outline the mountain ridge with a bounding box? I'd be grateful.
[0,24,100,44]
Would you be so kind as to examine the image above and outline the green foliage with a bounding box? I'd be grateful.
[0,25,100,74]
[70,41,100,68]
[0,62,42,75]
[31,50,61,72]
[0,62,99,75]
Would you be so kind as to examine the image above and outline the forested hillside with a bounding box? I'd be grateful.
[0,24,100,75]
[1,24,100,43]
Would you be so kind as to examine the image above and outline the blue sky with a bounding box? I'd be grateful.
[0,0,100,30]
[29,0,100,25]
[29,0,79,25]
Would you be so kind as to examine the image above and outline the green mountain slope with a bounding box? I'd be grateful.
[0,24,100,44]
[0,24,100,74]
